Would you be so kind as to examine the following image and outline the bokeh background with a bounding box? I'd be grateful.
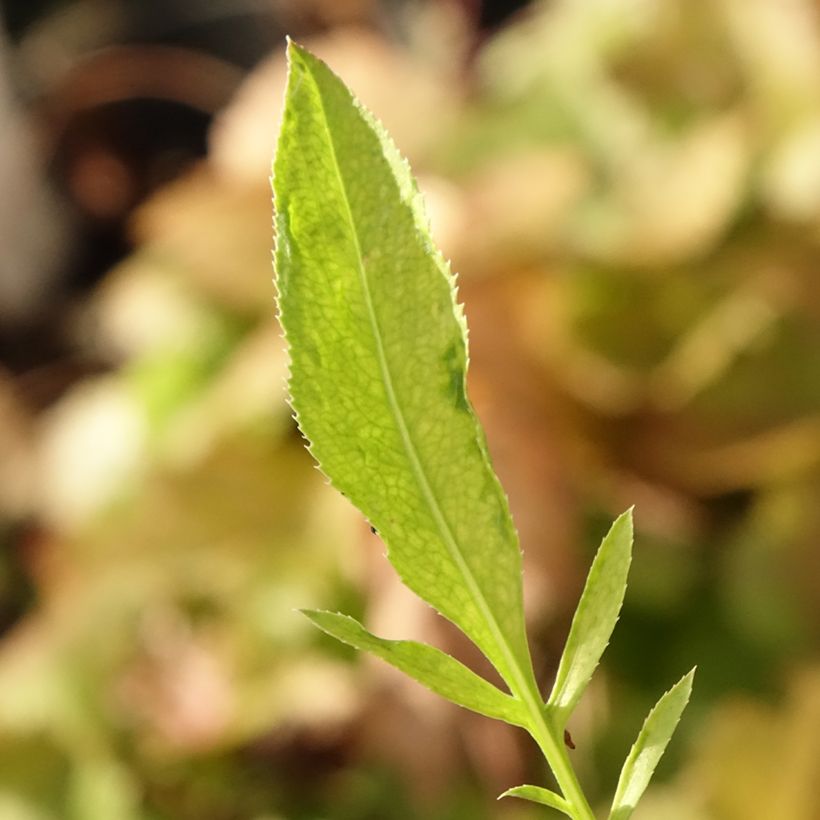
[1,0,820,818]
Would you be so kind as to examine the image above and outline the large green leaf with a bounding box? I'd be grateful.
[273,41,533,692]
[547,509,633,723]
[609,668,695,820]
[303,610,527,725]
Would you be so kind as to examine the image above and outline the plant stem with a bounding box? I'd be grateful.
[518,683,596,820]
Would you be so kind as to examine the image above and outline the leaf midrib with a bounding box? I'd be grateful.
[305,67,527,696]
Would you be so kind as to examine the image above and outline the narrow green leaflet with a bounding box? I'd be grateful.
[609,669,696,820]
[303,610,527,726]
[547,509,633,723]
[273,41,533,693]
[499,785,573,817]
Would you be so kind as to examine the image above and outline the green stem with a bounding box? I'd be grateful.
[518,683,596,820]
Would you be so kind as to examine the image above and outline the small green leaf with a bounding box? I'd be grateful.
[609,668,696,820]
[547,509,633,722]
[499,785,573,817]
[303,610,527,726]
[274,41,533,693]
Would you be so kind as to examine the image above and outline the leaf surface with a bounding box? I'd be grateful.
[547,509,633,723]
[499,785,573,817]
[609,668,695,820]
[273,41,532,691]
[303,610,527,725]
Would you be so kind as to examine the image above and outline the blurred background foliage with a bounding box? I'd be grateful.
[1,0,820,817]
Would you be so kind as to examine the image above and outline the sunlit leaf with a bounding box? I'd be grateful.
[610,668,696,820]
[499,784,573,817]
[273,41,533,691]
[547,509,633,722]
[303,610,527,725]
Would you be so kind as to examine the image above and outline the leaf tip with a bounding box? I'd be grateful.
[298,607,330,626]
[285,37,326,77]
[285,35,301,59]
[680,666,697,695]
[284,37,314,80]
[616,505,635,534]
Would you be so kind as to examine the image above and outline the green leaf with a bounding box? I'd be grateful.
[547,509,633,723]
[499,785,573,817]
[273,41,533,693]
[609,668,696,820]
[302,610,527,726]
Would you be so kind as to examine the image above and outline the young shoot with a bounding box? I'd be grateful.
[272,40,694,819]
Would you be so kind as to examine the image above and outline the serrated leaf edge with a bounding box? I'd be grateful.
[273,40,534,699]
[609,667,696,820]
[301,609,529,727]
[547,508,634,722]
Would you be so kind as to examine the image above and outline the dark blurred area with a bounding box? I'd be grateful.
[1,1,820,818]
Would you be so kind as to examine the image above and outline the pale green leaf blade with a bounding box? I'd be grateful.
[303,610,527,726]
[273,41,532,690]
[609,668,696,820]
[499,785,573,817]
[547,509,633,722]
